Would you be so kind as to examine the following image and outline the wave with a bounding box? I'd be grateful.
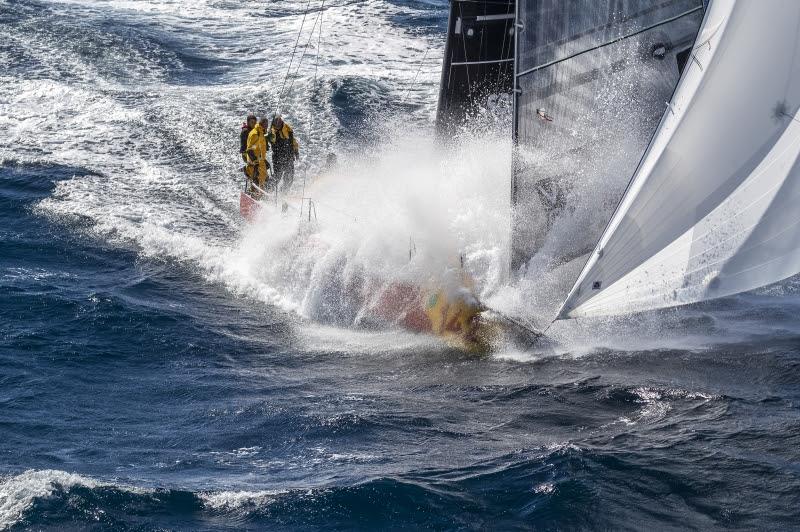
[8,429,788,531]
[0,469,285,530]
[0,446,579,531]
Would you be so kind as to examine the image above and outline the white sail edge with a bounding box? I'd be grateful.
[556,0,800,319]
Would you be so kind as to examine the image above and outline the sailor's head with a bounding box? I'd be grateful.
[258,117,270,128]
[246,114,257,128]
[272,113,284,128]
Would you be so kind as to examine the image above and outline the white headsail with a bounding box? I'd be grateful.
[558,0,800,319]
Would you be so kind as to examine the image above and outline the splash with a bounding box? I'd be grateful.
[234,124,513,328]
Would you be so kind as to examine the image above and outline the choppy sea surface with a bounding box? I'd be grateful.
[2,0,800,530]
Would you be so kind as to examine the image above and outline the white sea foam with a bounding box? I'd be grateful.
[613,387,720,427]
[198,489,284,511]
[0,468,297,528]
[0,469,99,529]
[533,482,555,495]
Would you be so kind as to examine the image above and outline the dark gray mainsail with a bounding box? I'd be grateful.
[436,0,516,130]
[511,0,705,272]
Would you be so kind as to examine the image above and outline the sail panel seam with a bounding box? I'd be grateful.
[516,5,703,80]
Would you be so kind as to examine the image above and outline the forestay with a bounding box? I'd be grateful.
[558,0,800,319]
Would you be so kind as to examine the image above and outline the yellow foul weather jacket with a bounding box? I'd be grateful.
[245,124,269,188]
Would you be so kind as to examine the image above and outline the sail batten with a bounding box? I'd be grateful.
[557,0,800,319]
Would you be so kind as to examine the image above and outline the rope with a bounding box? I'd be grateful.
[310,198,359,223]
[279,0,314,102]
[458,2,473,101]
[312,0,324,98]
[284,5,324,103]
[481,301,560,348]
[494,0,513,89]
[485,306,545,339]
[400,48,429,103]
[299,0,325,215]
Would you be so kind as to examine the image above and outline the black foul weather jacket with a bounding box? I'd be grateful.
[240,123,252,162]
[270,123,299,165]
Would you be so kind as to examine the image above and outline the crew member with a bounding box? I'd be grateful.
[240,114,257,179]
[269,114,300,193]
[245,117,271,194]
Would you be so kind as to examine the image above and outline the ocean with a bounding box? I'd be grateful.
[2,0,800,530]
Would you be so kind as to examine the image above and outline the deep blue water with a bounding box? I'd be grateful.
[2,1,800,530]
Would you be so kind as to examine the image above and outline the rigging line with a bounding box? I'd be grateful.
[300,0,325,215]
[523,319,554,349]
[280,0,314,102]
[458,2,473,100]
[284,7,324,101]
[313,0,324,93]
[309,198,360,222]
[515,5,703,79]
[485,306,546,340]
[400,47,429,103]
[494,0,513,90]
[478,0,485,78]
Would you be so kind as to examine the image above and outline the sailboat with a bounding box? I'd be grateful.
[242,0,799,350]
[232,0,516,352]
